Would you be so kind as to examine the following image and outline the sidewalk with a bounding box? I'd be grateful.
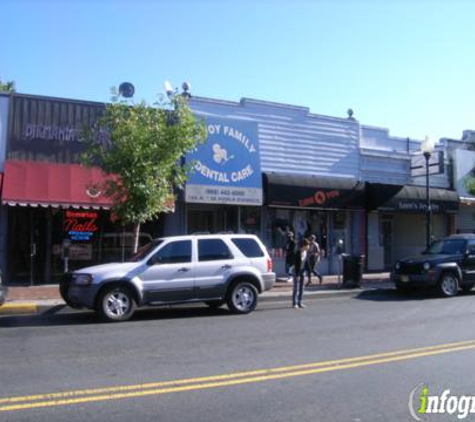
[0,272,392,315]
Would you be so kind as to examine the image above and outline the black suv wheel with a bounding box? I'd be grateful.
[437,272,459,297]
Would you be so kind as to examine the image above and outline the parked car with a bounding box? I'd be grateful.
[391,234,475,297]
[60,234,275,321]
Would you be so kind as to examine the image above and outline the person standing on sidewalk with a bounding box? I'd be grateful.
[292,238,310,309]
[306,234,323,286]
[284,230,296,282]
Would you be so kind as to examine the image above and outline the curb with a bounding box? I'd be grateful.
[0,302,38,315]
[0,300,66,316]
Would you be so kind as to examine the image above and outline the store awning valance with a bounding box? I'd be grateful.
[2,160,113,209]
[374,184,459,214]
[264,173,366,209]
[366,183,405,211]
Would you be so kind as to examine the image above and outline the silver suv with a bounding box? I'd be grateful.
[60,234,275,322]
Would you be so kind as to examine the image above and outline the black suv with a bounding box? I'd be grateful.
[391,234,475,297]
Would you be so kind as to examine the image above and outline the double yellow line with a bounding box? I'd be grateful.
[2,339,475,413]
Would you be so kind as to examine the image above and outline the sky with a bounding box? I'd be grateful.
[1,0,475,142]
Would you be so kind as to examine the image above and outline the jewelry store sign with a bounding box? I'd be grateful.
[185,117,262,205]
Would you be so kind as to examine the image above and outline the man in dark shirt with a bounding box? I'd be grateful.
[284,231,296,282]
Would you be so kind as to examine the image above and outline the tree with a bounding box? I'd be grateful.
[0,77,15,92]
[82,89,207,253]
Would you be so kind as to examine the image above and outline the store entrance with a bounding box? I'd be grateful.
[382,217,393,270]
[187,205,238,234]
[7,207,58,284]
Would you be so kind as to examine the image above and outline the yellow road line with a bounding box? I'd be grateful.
[2,338,474,405]
[2,339,475,412]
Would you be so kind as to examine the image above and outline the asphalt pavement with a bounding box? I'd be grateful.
[2,285,475,421]
[0,272,392,316]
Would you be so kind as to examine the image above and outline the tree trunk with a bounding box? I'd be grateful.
[133,223,141,254]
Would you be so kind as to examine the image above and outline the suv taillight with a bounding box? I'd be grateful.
[267,258,273,272]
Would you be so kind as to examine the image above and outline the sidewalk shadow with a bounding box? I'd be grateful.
[0,305,261,328]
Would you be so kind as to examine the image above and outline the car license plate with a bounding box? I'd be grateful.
[401,275,409,283]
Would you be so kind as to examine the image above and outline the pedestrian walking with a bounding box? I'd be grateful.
[306,234,323,286]
[292,238,310,309]
[284,230,296,282]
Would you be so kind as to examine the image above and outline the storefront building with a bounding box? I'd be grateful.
[0,93,160,284]
[361,126,458,270]
[171,97,367,275]
[0,91,466,282]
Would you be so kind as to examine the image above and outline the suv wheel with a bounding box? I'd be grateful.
[227,281,258,314]
[97,285,136,322]
[437,273,459,297]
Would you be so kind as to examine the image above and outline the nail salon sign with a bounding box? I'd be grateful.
[185,117,262,205]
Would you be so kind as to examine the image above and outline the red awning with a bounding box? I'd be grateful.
[2,161,113,209]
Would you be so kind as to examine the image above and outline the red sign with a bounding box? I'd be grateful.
[298,190,341,207]
[64,211,99,241]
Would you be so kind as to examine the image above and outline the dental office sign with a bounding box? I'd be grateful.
[185,117,263,205]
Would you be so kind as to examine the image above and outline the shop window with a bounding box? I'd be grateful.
[240,207,261,235]
[333,211,346,230]
[266,208,328,259]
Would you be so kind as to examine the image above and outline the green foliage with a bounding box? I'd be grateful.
[0,77,15,93]
[81,89,207,229]
[464,174,475,196]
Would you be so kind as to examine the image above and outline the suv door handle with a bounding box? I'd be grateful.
[178,267,190,272]
[221,264,232,270]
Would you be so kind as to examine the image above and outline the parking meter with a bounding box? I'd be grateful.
[62,239,72,273]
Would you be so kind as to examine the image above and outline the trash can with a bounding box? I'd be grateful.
[342,254,365,288]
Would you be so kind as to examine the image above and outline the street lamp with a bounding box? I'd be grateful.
[421,135,435,248]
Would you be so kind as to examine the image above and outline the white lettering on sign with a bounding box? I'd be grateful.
[22,123,110,145]
[207,124,221,135]
[195,161,255,184]
[223,125,256,153]
[231,164,253,182]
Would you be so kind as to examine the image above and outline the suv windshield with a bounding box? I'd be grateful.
[426,239,466,255]
[127,240,163,262]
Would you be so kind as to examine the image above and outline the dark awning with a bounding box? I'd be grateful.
[373,184,459,214]
[264,173,366,209]
[2,160,113,209]
[366,183,405,211]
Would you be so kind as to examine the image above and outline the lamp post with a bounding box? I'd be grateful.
[421,135,435,248]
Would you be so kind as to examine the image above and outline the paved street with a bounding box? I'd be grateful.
[2,289,475,421]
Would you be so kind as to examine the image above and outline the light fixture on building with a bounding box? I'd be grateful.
[163,80,192,98]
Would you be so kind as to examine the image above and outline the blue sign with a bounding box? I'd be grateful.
[185,117,262,205]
